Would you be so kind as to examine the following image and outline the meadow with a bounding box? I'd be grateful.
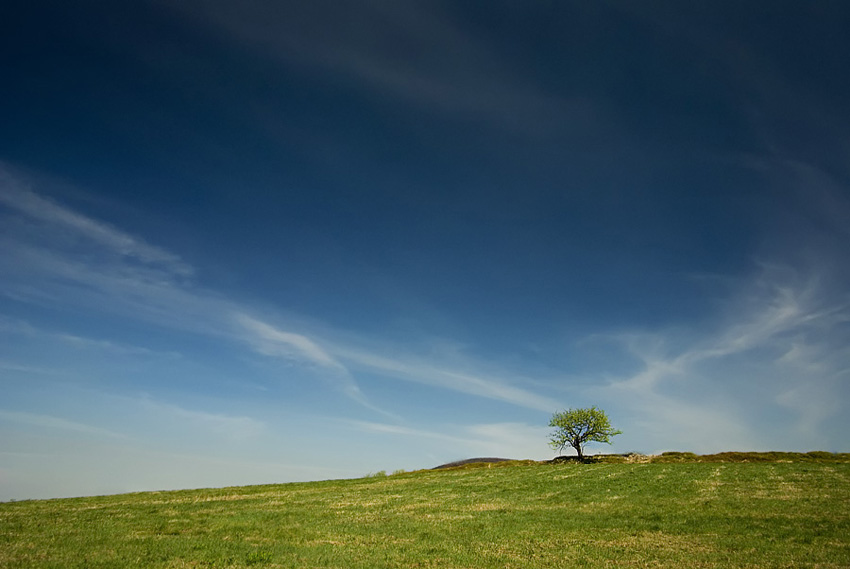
[2,453,849,568]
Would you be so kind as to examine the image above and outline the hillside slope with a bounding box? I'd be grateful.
[2,460,849,568]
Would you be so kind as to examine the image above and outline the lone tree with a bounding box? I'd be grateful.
[549,406,621,461]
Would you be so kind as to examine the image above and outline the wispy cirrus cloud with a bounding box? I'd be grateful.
[1,165,557,418]
[235,313,345,372]
[0,167,193,277]
[351,420,480,446]
[0,410,128,440]
[157,0,586,136]
[333,345,561,412]
[0,361,60,375]
[232,312,395,417]
[350,420,551,461]
[597,263,850,452]
[1,165,374,408]
[138,399,265,441]
[0,315,180,359]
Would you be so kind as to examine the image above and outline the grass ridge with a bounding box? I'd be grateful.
[2,454,848,568]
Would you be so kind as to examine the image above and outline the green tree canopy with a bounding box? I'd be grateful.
[549,406,622,461]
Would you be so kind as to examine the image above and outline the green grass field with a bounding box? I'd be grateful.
[2,455,849,568]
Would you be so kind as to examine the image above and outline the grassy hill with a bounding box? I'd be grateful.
[2,454,849,568]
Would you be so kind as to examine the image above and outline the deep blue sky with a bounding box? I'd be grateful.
[2,1,849,500]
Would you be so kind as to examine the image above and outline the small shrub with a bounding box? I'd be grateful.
[593,454,630,463]
[653,452,699,463]
[549,455,583,464]
[703,452,779,462]
[805,451,833,460]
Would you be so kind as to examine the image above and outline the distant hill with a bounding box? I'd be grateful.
[432,457,513,469]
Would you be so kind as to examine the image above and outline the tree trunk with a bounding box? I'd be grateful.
[573,443,583,462]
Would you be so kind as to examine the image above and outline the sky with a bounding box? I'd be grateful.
[1,1,849,501]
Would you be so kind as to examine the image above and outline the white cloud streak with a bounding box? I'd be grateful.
[350,420,552,461]
[0,410,128,440]
[138,399,265,441]
[235,313,345,372]
[352,420,479,446]
[232,312,399,418]
[1,166,556,417]
[0,315,180,358]
[157,0,586,136]
[333,346,561,412]
[0,167,193,277]
[598,264,850,452]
